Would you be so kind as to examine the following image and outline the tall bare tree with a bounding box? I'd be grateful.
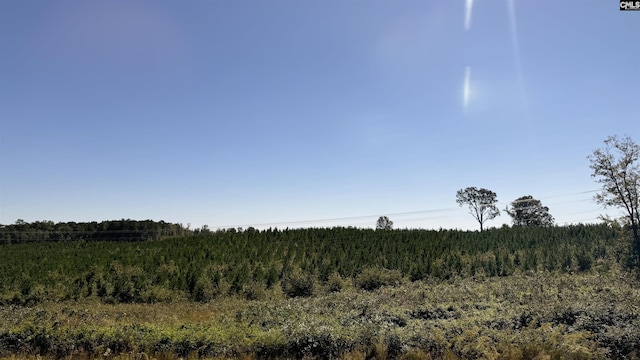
[588,135,639,262]
[456,187,500,231]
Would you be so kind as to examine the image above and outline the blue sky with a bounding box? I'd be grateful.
[1,0,638,230]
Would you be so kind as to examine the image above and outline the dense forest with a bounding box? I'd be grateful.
[0,219,192,243]
[0,220,630,305]
[2,220,640,359]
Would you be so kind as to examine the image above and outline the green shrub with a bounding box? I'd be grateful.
[140,285,175,303]
[326,272,344,293]
[193,275,214,302]
[242,281,266,300]
[281,268,314,297]
[577,251,593,272]
[355,267,402,291]
[192,266,231,302]
[103,262,148,303]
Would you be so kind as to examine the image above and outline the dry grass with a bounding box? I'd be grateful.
[1,271,639,359]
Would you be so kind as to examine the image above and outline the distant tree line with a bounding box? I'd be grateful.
[0,219,191,244]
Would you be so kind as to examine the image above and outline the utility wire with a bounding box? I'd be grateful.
[211,207,459,229]
[210,190,603,229]
[2,190,605,232]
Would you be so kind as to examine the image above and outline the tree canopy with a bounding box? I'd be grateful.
[376,216,393,230]
[456,187,500,231]
[0,219,190,243]
[506,195,554,227]
[588,135,639,262]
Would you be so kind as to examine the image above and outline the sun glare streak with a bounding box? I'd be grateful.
[463,66,471,111]
[506,0,529,110]
[464,0,474,30]
[507,0,521,73]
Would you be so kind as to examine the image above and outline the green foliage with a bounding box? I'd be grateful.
[2,272,638,359]
[506,195,555,226]
[376,216,394,230]
[281,268,315,297]
[0,223,627,304]
[242,281,267,301]
[106,261,148,303]
[589,135,640,266]
[456,187,500,231]
[326,272,344,293]
[354,267,402,291]
[192,265,230,302]
[0,219,190,244]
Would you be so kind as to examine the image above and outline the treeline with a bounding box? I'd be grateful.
[0,223,628,305]
[0,219,191,243]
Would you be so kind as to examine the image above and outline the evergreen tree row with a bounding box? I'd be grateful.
[0,223,626,304]
[0,219,191,243]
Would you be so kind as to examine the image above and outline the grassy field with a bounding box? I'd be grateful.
[1,270,640,359]
[1,224,639,358]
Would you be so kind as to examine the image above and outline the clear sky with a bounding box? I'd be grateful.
[1,0,639,231]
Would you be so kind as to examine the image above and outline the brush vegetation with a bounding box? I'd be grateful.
[1,222,639,358]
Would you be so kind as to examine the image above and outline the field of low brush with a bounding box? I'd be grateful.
[1,270,639,359]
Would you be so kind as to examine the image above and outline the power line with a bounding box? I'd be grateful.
[211,207,460,229]
[3,189,603,231]
[210,189,603,229]
[539,189,599,199]
[498,190,599,207]
[559,217,601,226]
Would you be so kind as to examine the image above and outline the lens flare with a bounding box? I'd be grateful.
[465,0,474,30]
[507,0,528,110]
[463,66,471,111]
